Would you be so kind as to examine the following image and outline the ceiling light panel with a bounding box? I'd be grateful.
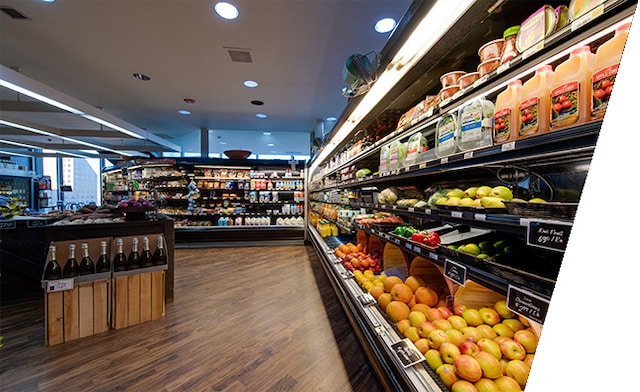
[214,2,239,20]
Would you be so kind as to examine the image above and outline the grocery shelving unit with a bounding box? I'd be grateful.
[307,0,637,390]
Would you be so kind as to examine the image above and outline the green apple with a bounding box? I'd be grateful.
[477,338,502,360]
[505,360,530,388]
[479,307,501,326]
[418,320,437,338]
[494,376,523,392]
[503,318,525,332]
[490,186,513,200]
[498,338,526,361]
[433,319,453,331]
[475,351,503,379]
[425,349,444,370]
[447,196,461,207]
[476,324,498,340]
[513,329,538,353]
[463,187,478,199]
[459,197,474,207]
[461,243,481,256]
[480,196,506,208]
[494,300,514,318]
[409,310,427,327]
[459,340,480,356]
[428,329,450,349]
[493,323,515,338]
[448,315,468,330]
[404,326,421,342]
[447,188,465,199]
[475,378,501,392]
[440,341,462,364]
[436,363,460,389]
[414,338,430,354]
[445,328,466,346]
[475,186,493,199]
[462,308,483,326]
[452,380,479,392]
[460,326,483,343]
[454,354,483,382]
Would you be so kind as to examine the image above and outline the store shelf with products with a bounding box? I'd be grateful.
[308,1,635,391]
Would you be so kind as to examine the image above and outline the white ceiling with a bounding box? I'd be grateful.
[0,0,413,158]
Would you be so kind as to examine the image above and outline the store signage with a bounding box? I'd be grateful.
[46,278,74,293]
[507,285,549,325]
[0,220,16,229]
[451,211,463,218]
[444,258,466,286]
[27,219,47,228]
[527,219,572,252]
[391,339,425,368]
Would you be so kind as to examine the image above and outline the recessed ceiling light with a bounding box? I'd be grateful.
[219,141,227,145]
[267,143,274,147]
[183,98,196,104]
[325,116,337,122]
[262,132,271,136]
[41,0,56,3]
[243,80,258,88]
[251,100,264,106]
[132,73,151,81]
[214,2,239,20]
[374,17,396,34]
[256,113,267,119]
[178,110,191,115]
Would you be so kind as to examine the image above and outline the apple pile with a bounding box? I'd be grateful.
[117,197,154,209]
[367,274,537,392]
[334,243,383,273]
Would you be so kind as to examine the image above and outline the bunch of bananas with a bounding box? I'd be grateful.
[0,195,24,220]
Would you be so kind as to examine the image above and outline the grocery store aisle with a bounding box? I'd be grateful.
[0,245,385,392]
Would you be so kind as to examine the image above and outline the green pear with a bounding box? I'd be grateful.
[447,188,465,199]
[463,187,478,199]
[475,186,493,199]
[471,198,482,208]
[490,186,513,201]
[480,197,506,209]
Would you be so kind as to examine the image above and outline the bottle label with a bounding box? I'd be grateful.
[493,108,512,142]
[591,64,619,119]
[460,107,483,142]
[437,117,455,149]
[519,97,539,136]
[551,82,579,128]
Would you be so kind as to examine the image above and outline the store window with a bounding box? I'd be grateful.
[43,156,102,209]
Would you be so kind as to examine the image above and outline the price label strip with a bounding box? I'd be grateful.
[507,285,550,325]
[0,220,16,230]
[46,278,74,293]
[527,219,572,252]
[444,258,467,286]
[391,339,426,368]
[357,293,377,307]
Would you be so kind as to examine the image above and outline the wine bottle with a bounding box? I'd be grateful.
[95,240,111,273]
[153,235,167,265]
[63,244,79,278]
[79,243,95,275]
[44,245,62,280]
[140,236,153,267]
[127,237,140,270]
[113,238,128,272]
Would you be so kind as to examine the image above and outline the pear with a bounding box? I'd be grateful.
[446,188,465,199]
[489,186,513,201]
[471,198,482,208]
[446,197,461,207]
[463,187,478,199]
[480,197,506,209]
[459,197,474,207]
[529,198,547,203]
[475,186,493,199]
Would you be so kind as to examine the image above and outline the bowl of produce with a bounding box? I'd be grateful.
[477,58,500,77]
[223,149,252,159]
[439,85,460,101]
[478,38,505,62]
[458,72,480,89]
[440,71,466,88]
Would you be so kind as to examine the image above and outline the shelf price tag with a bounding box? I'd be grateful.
[408,207,415,213]
[357,293,377,307]
[27,219,47,228]
[440,157,449,164]
[426,107,435,118]
[496,62,510,74]
[394,238,401,245]
[424,209,432,215]
[473,75,489,88]
[413,245,421,254]
[521,41,545,60]
[527,219,572,252]
[391,339,426,368]
[444,258,467,286]
[463,151,474,160]
[419,163,427,169]
[46,278,74,293]
[428,252,439,261]
[507,285,549,325]
[383,234,391,241]
[405,242,412,250]
[475,214,486,222]
[0,221,17,229]
[501,141,516,152]
[571,4,604,31]
[451,211,463,218]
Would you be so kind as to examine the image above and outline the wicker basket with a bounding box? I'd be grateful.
[503,200,578,221]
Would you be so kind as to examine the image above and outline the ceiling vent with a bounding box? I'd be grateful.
[0,6,30,20]
[224,47,253,63]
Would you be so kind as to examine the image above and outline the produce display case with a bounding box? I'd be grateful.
[307,0,636,390]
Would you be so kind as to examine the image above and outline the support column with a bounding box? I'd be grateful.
[200,127,209,158]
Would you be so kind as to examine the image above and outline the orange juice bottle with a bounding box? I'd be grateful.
[591,22,632,120]
[519,65,555,138]
[493,80,522,144]
[550,45,595,129]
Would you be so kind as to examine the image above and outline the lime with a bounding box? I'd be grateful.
[493,239,507,250]
[463,243,481,256]
[477,253,489,259]
[478,241,494,254]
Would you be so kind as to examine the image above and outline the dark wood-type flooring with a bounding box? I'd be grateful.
[0,245,386,392]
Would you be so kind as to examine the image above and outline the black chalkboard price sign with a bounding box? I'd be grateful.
[444,258,467,286]
[391,339,425,368]
[507,285,550,325]
[527,219,572,252]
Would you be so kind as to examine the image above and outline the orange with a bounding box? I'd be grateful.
[391,283,414,304]
[378,293,392,311]
[369,285,384,300]
[405,275,427,292]
[386,300,411,323]
[415,286,439,307]
[383,276,404,293]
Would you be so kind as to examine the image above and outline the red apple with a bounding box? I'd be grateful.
[418,320,436,338]
[452,380,479,392]
[498,338,526,361]
[414,338,430,354]
[459,340,480,356]
[436,363,459,389]
[438,306,453,319]
[454,354,483,382]
[454,304,468,316]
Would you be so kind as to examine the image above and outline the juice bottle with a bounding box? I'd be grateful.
[591,22,632,120]
[550,45,595,129]
[519,65,555,138]
[493,80,522,144]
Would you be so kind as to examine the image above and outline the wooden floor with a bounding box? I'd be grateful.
[0,245,386,392]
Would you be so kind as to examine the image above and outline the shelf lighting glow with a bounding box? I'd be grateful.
[309,0,474,174]
[374,18,397,34]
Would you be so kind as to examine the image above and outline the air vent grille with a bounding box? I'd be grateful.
[0,7,30,20]
[224,47,253,63]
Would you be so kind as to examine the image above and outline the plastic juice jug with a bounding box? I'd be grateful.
[457,98,495,152]
[591,22,632,120]
[493,80,522,144]
[519,65,555,138]
[550,45,595,128]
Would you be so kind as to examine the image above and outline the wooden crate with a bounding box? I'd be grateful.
[112,268,165,330]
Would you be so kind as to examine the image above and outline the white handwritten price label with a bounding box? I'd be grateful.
[46,278,74,293]
[444,259,467,286]
[521,41,545,60]
[451,211,463,218]
[501,141,516,152]
[463,151,474,160]
[405,242,412,250]
[571,4,604,31]
[473,75,489,88]
[527,219,572,252]
[440,157,449,164]
[424,209,432,215]
[507,285,550,325]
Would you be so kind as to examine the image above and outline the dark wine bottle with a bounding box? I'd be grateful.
[79,243,95,275]
[113,238,128,272]
[127,237,140,270]
[140,236,153,267]
[63,244,79,278]
[44,245,62,280]
[153,235,167,265]
[95,241,110,273]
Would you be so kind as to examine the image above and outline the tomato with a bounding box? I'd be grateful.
[521,115,528,124]
[553,103,563,112]
[526,113,534,122]
[601,79,611,89]
[423,232,441,247]
[594,89,606,99]
[562,99,573,109]
[524,109,532,115]
[558,95,567,102]
[605,85,613,95]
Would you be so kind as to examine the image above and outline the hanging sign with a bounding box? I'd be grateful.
[507,285,550,325]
